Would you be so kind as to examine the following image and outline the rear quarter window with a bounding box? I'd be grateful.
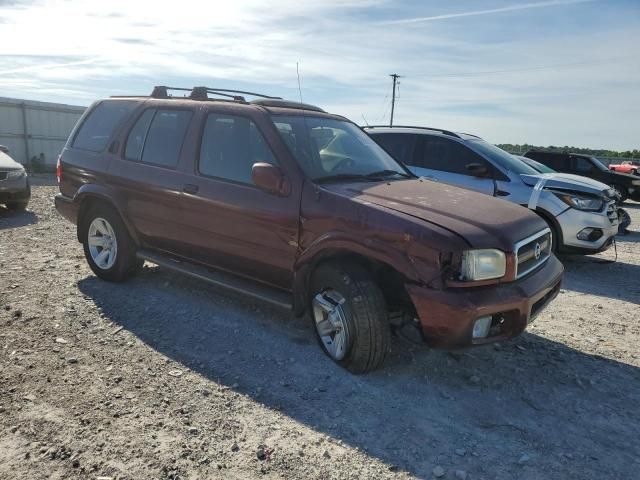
[72,101,137,152]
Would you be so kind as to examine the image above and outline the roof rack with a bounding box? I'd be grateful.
[363,125,461,138]
[150,86,282,102]
[457,132,482,139]
[250,98,326,113]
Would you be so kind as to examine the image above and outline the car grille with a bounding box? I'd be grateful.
[515,229,552,279]
[0,171,7,181]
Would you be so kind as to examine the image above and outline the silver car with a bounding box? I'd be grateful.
[0,149,30,211]
[366,126,618,254]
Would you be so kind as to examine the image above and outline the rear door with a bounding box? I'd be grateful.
[412,135,495,195]
[109,106,195,253]
[177,110,300,289]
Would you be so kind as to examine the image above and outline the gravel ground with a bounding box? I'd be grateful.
[1,177,639,480]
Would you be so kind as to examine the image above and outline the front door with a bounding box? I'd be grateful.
[411,136,495,195]
[177,111,299,289]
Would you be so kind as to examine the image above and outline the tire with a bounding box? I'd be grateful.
[537,213,560,254]
[611,184,627,204]
[80,204,139,282]
[5,200,28,211]
[309,261,390,374]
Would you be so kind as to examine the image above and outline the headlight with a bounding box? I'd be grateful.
[6,168,26,180]
[460,249,506,281]
[555,193,603,211]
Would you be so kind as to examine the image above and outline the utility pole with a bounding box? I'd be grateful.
[389,73,401,127]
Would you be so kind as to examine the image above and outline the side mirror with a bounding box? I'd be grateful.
[252,163,291,196]
[466,163,490,178]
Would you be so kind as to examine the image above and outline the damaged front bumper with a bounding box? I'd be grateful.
[406,255,564,349]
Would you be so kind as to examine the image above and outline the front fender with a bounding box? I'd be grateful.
[295,232,421,282]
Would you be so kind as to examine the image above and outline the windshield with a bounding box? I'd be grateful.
[523,157,556,174]
[468,139,539,176]
[271,115,410,181]
[589,156,609,172]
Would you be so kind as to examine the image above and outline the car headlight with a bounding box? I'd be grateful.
[555,193,603,211]
[6,168,26,180]
[459,249,506,281]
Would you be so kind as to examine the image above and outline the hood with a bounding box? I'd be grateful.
[323,179,547,251]
[520,173,612,197]
[0,151,24,170]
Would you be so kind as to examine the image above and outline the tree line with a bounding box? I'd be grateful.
[497,144,638,159]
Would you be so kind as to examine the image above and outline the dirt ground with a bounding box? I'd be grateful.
[1,177,639,480]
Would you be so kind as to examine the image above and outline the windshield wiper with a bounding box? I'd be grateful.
[364,169,412,179]
[314,170,412,184]
[314,173,374,184]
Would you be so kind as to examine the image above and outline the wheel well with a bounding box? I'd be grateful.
[535,208,562,251]
[76,196,125,243]
[294,250,414,317]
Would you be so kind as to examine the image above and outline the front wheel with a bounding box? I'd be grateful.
[81,204,139,282]
[611,184,627,204]
[309,262,390,374]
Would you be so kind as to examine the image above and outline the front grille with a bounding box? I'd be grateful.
[515,229,552,279]
[0,171,7,181]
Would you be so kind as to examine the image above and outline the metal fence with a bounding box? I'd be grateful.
[0,97,86,171]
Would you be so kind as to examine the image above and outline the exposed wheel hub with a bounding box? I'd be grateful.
[312,289,350,360]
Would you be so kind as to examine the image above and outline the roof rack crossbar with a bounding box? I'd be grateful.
[203,88,282,100]
[363,125,461,138]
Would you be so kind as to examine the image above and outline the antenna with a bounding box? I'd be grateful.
[361,114,370,127]
[296,61,304,103]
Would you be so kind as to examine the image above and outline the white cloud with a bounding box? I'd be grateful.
[0,0,638,149]
[379,0,598,25]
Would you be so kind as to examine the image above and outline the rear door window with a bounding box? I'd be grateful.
[73,101,137,152]
[124,109,155,161]
[124,109,193,168]
[371,133,418,166]
[419,136,487,174]
[199,113,277,185]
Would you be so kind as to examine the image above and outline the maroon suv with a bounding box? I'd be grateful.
[55,86,563,373]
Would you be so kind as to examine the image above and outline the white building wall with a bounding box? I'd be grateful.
[0,97,86,169]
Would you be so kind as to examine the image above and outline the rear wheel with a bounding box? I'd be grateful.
[309,262,390,374]
[81,204,138,282]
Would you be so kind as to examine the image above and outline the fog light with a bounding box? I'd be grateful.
[472,315,492,339]
[577,228,603,241]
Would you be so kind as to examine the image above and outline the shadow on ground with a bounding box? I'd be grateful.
[559,252,640,304]
[77,267,640,479]
[0,208,38,229]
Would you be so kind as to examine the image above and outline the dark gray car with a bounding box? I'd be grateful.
[0,150,30,211]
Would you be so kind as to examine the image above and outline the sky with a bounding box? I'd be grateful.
[0,0,639,150]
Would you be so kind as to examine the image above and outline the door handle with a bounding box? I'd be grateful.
[183,184,199,195]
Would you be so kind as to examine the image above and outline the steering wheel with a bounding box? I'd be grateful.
[330,157,356,174]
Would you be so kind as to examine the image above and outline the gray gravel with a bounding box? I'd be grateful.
[1,178,639,479]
